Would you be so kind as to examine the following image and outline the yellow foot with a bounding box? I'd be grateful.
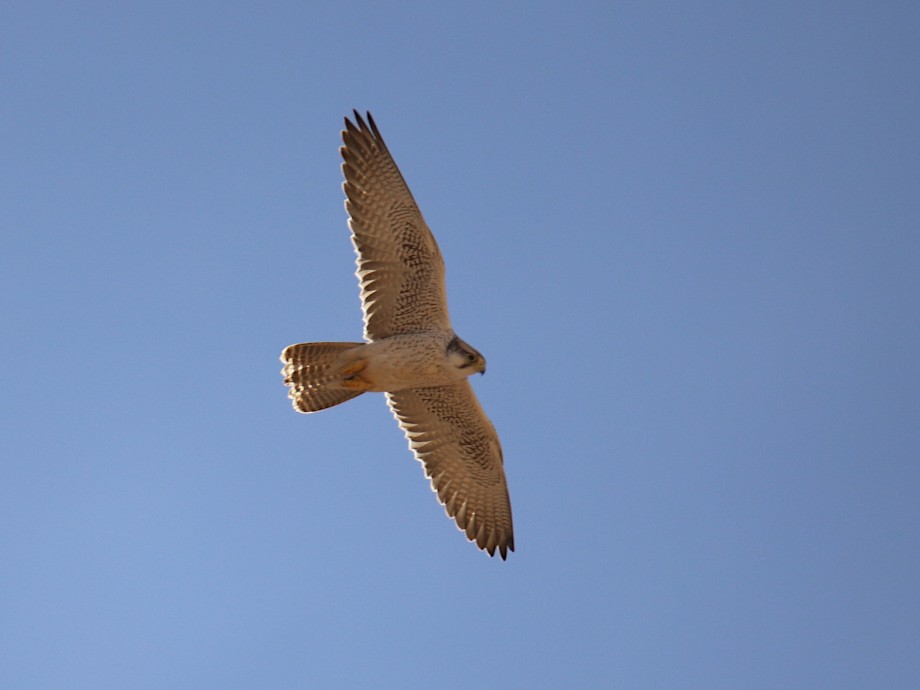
[341,359,371,389]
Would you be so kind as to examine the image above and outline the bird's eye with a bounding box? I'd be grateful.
[468,353,477,362]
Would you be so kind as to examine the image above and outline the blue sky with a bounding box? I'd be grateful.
[2,2,919,688]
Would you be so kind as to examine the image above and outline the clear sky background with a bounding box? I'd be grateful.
[2,2,918,688]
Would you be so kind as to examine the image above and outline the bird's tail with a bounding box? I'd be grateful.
[280,341,366,413]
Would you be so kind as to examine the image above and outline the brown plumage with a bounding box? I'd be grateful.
[280,112,514,559]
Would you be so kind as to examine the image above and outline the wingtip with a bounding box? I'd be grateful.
[345,109,371,128]
[343,110,382,144]
[498,538,514,560]
[366,111,381,138]
[484,541,513,561]
[482,530,515,560]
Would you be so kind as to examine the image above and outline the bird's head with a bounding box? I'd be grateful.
[447,335,487,376]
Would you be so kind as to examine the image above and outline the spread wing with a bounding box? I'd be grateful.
[386,383,514,559]
[341,111,452,341]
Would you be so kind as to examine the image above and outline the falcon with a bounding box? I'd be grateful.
[280,111,514,559]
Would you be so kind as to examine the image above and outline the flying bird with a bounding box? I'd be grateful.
[280,111,514,559]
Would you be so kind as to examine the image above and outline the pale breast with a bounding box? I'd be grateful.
[361,332,460,391]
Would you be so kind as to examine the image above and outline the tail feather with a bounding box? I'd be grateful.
[280,342,365,413]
